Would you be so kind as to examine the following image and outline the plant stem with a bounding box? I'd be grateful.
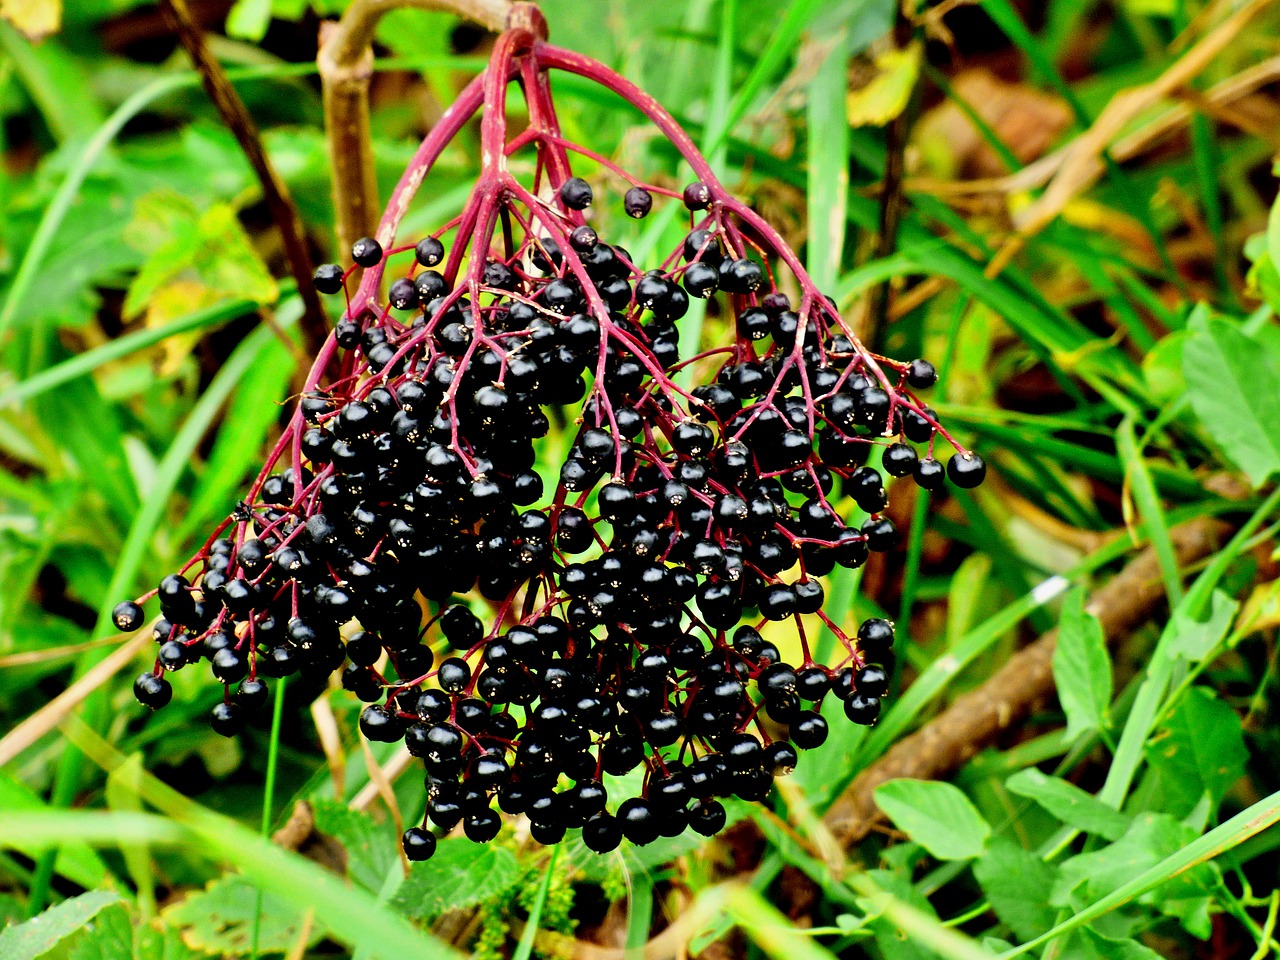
[158,0,328,353]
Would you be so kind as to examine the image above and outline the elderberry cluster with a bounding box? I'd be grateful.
[114,21,987,861]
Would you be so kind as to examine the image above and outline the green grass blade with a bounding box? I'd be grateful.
[512,845,559,960]
[806,38,850,292]
[0,298,259,406]
[1117,416,1183,604]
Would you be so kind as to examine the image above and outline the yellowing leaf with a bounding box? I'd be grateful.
[846,41,920,128]
[0,0,60,41]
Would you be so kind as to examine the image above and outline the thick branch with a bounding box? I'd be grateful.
[317,0,515,256]
[159,0,328,353]
[824,514,1232,848]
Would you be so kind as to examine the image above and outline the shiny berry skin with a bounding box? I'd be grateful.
[947,452,987,489]
[906,358,938,389]
[844,693,881,725]
[112,601,145,632]
[133,673,172,709]
[855,664,890,698]
[403,826,437,861]
[313,263,344,294]
[415,236,445,267]
[210,701,245,737]
[618,797,660,845]
[883,442,918,477]
[559,177,593,210]
[790,711,829,749]
[583,812,623,853]
[857,617,896,656]
[351,237,383,267]
[913,457,946,491]
[689,798,727,836]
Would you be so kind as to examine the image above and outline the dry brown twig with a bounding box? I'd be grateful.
[823,514,1233,847]
[317,0,513,255]
[158,0,328,352]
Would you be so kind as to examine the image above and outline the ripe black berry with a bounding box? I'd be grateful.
[947,452,987,489]
[683,181,712,210]
[560,177,593,210]
[313,263,345,294]
[133,673,172,709]
[403,826,437,861]
[415,236,445,267]
[351,237,383,267]
[113,601,145,632]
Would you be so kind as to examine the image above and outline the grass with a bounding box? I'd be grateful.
[2,1,1280,958]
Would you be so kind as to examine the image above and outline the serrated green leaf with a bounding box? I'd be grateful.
[1053,588,1112,740]
[1141,687,1247,818]
[972,837,1059,941]
[0,891,122,960]
[1183,314,1280,487]
[873,779,990,860]
[1006,768,1131,840]
[391,841,519,921]
[163,875,322,956]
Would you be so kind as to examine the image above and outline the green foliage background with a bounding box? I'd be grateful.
[1,0,1280,958]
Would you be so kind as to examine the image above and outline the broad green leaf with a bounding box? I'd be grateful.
[0,891,121,960]
[1053,813,1217,939]
[163,875,323,956]
[58,901,134,960]
[1183,313,1280,487]
[972,837,1059,941]
[1140,687,1247,818]
[1006,768,1131,840]
[310,800,398,894]
[873,779,990,861]
[1053,588,1112,740]
[391,841,519,921]
[1166,589,1238,663]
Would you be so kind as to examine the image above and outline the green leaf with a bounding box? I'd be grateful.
[1053,588,1112,740]
[226,0,272,41]
[0,891,122,960]
[309,800,398,894]
[391,840,520,921]
[1183,313,1280,487]
[1053,813,1217,939]
[163,875,322,956]
[971,837,1059,941]
[1006,769,1131,841]
[1166,589,1238,663]
[1140,687,1247,818]
[873,779,990,860]
[57,901,135,960]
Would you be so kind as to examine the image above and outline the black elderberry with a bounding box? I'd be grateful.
[623,185,652,218]
[683,262,719,298]
[403,826,437,861]
[790,711,829,749]
[883,442,919,477]
[133,673,172,709]
[906,358,938,389]
[683,181,712,210]
[913,457,946,491]
[947,452,987,489]
[113,601,145,632]
[351,237,383,267]
[415,236,445,267]
[560,177,593,210]
[210,701,246,737]
[313,263,344,294]
[844,693,881,725]
[688,798,727,836]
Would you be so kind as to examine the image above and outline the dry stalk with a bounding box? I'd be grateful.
[317,0,513,255]
[159,0,328,352]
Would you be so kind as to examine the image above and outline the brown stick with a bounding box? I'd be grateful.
[317,0,514,256]
[159,0,328,353]
[824,515,1232,847]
